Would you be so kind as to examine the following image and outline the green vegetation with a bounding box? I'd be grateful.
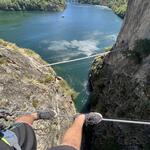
[113,1,127,18]
[104,46,112,52]
[0,0,66,11]
[0,56,9,64]
[39,74,55,84]
[32,99,39,108]
[78,0,127,18]
[25,49,38,57]
[59,80,78,100]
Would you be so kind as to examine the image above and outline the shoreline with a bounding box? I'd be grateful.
[78,0,127,18]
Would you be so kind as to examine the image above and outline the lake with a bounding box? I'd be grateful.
[0,3,122,112]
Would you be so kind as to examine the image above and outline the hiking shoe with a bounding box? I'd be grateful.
[85,112,103,125]
[37,110,57,120]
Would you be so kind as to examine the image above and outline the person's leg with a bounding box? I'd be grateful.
[7,111,56,150]
[15,113,38,126]
[61,114,85,150]
[48,113,102,150]
[15,110,56,126]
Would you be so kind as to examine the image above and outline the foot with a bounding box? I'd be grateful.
[85,112,103,125]
[37,110,57,120]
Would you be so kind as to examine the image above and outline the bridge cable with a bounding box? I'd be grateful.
[57,115,150,125]
[4,110,150,126]
[36,50,150,126]
[38,51,110,68]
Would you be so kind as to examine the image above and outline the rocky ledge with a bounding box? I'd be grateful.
[0,39,76,150]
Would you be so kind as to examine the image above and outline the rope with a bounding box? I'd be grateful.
[1,46,149,126]
[1,109,150,126]
[102,118,150,125]
[57,114,150,125]
[38,51,110,68]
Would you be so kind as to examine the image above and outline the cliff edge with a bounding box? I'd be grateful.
[0,39,76,150]
[88,0,150,149]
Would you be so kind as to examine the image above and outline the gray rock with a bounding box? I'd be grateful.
[88,0,150,149]
[0,40,76,150]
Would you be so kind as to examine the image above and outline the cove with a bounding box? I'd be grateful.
[0,4,122,112]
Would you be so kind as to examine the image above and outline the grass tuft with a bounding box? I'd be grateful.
[39,74,55,84]
[59,80,78,101]
[104,46,112,52]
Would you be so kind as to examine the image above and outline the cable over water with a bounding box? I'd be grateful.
[57,114,150,125]
[35,49,150,126]
[102,118,150,125]
[1,109,150,126]
[38,51,110,68]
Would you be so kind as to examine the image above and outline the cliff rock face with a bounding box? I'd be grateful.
[88,0,150,149]
[0,39,76,150]
[116,0,150,49]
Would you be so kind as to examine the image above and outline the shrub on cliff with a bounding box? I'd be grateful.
[111,1,127,18]
[106,0,127,18]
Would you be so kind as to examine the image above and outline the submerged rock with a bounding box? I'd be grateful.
[0,39,76,150]
[88,0,150,149]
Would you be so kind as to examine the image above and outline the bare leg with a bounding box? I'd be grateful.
[61,114,85,150]
[15,110,56,126]
[15,113,38,126]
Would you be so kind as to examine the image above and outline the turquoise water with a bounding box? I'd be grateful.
[0,4,122,112]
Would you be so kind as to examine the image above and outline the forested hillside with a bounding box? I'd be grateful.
[79,0,127,18]
[0,0,66,11]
